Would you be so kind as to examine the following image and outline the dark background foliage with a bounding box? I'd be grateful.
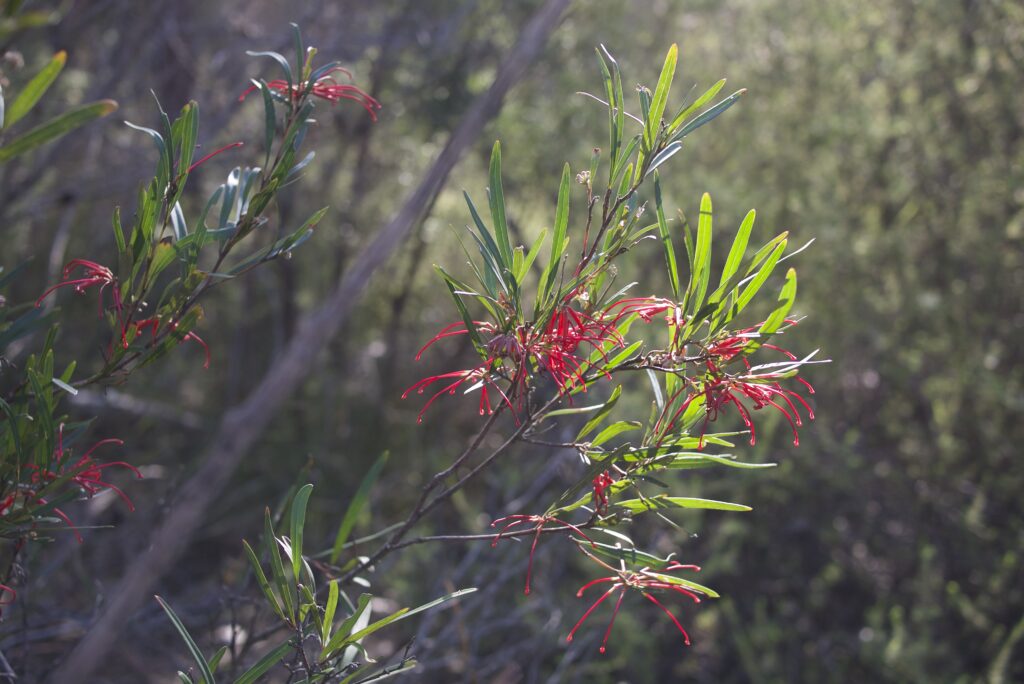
[1,0,1021,681]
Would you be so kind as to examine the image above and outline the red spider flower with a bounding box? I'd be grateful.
[406,306,623,421]
[653,319,816,446]
[36,259,121,317]
[133,317,211,368]
[592,471,615,513]
[28,425,142,541]
[491,513,596,596]
[567,560,708,653]
[660,369,814,448]
[239,67,382,121]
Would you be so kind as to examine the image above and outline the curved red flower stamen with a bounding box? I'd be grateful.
[36,259,119,319]
[187,141,244,173]
[567,561,706,652]
[491,513,595,595]
[643,592,691,646]
[132,318,211,369]
[239,75,382,120]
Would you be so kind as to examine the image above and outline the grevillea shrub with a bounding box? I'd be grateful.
[3,22,822,682]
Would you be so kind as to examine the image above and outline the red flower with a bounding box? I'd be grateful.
[651,320,816,447]
[406,306,623,422]
[239,67,381,121]
[592,471,615,513]
[490,514,595,596]
[567,561,708,653]
[36,259,121,317]
[133,317,211,368]
[27,425,142,542]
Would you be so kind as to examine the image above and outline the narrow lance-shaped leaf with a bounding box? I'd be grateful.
[264,508,294,622]
[668,78,726,132]
[539,163,571,308]
[330,452,389,563]
[646,43,677,147]
[577,385,622,441]
[232,642,292,684]
[654,172,679,300]
[155,596,216,684]
[731,237,788,319]
[687,192,713,318]
[671,89,746,143]
[321,579,340,647]
[487,141,514,269]
[616,495,752,513]
[719,209,755,290]
[289,484,313,582]
[752,267,797,351]
[4,50,65,128]
[245,50,293,91]
[242,540,285,621]
[0,100,117,163]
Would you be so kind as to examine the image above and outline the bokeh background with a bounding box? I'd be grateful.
[1,0,1022,681]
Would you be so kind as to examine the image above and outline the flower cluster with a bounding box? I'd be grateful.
[405,304,622,422]
[8,425,142,542]
[239,66,382,120]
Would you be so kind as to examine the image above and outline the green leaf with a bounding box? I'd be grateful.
[668,78,726,132]
[719,209,755,292]
[264,508,294,622]
[539,163,571,308]
[254,79,276,166]
[576,385,622,441]
[645,571,720,599]
[688,192,713,317]
[246,51,293,91]
[330,452,388,563]
[656,453,776,470]
[322,579,340,646]
[289,484,313,583]
[155,596,216,684]
[671,89,746,143]
[242,540,285,620]
[464,191,508,294]
[232,642,292,684]
[585,539,676,568]
[516,227,546,284]
[754,267,797,349]
[646,43,677,146]
[344,588,477,647]
[4,50,65,128]
[732,238,787,319]
[616,495,752,513]
[0,99,117,163]
[487,141,514,269]
[654,173,679,300]
[323,593,372,657]
[591,420,641,447]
